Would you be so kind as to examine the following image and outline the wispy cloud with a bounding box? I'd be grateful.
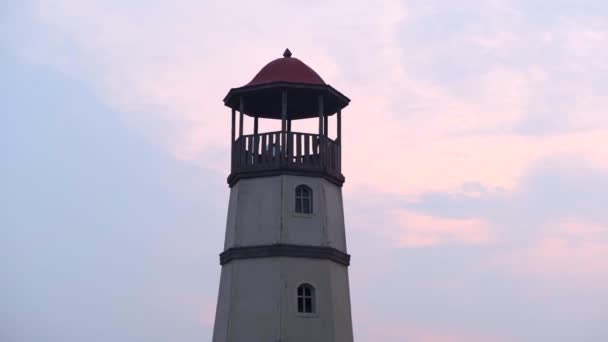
[5,0,608,340]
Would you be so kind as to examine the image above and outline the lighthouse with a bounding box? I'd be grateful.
[212,49,353,342]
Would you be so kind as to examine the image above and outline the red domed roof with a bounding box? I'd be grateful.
[224,49,349,119]
[246,49,326,86]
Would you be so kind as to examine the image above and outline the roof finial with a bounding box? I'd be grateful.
[283,48,292,58]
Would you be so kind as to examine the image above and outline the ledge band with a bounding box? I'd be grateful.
[220,244,350,266]
[228,169,345,188]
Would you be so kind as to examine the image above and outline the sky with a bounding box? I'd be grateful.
[2,1,608,341]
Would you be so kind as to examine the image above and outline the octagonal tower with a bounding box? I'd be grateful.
[212,49,353,342]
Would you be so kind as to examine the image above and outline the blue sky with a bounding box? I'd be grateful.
[2,1,608,341]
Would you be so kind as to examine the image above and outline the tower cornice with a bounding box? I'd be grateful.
[219,244,351,267]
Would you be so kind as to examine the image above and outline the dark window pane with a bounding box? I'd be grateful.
[295,185,313,214]
[298,298,303,312]
[302,199,310,213]
[297,286,303,296]
[304,287,311,296]
[305,298,312,313]
[302,187,309,197]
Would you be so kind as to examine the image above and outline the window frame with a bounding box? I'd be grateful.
[296,283,318,317]
[295,184,313,215]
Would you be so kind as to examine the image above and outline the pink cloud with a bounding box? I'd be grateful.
[508,237,608,278]
[391,210,494,248]
[24,0,608,199]
[167,292,217,329]
[494,218,608,287]
[354,310,501,342]
[556,218,608,237]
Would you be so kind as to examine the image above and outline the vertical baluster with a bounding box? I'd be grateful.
[235,138,240,170]
[328,140,332,172]
[338,143,341,172]
[245,137,251,168]
[332,141,336,173]
[325,137,328,169]
[268,134,273,163]
[327,140,331,172]
[269,133,274,167]
[324,136,328,170]
[231,139,236,171]
[252,135,258,166]
[245,136,251,168]
[304,134,310,166]
[249,135,254,167]
[332,142,336,173]
[258,133,262,166]
[251,135,255,167]
[312,135,321,166]
[243,136,247,168]
[285,132,289,166]
[275,133,285,166]
[268,132,273,166]
[329,139,333,171]
[274,133,277,166]
[240,137,246,169]
[318,135,323,169]
[261,133,267,167]
[298,133,306,165]
[333,139,337,172]
[288,132,293,166]
[271,132,275,166]
[296,133,302,166]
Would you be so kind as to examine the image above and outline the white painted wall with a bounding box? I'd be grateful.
[223,175,348,251]
[212,258,353,342]
[213,175,353,342]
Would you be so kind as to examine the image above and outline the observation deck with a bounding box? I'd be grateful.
[223,49,349,187]
[229,131,343,186]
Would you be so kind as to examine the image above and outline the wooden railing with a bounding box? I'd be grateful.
[231,131,341,177]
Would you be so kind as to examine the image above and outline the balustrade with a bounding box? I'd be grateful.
[231,131,341,178]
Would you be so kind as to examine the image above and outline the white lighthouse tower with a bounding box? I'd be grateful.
[212,49,353,342]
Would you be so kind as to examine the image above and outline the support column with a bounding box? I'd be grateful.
[318,94,324,167]
[231,109,236,142]
[281,91,288,164]
[337,109,341,144]
[239,97,244,138]
[337,109,342,172]
[318,95,324,138]
[254,114,259,164]
[239,97,244,169]
[231,108,236,170]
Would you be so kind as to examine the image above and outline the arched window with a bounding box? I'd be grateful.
[297,283,315,313]
[295,185,313,214]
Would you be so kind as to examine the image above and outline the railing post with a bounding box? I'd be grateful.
[304,134,310,166]
[275,132,281,167]
[288,132,293,166]
[239,136,247,169]
[296,133,301,166]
